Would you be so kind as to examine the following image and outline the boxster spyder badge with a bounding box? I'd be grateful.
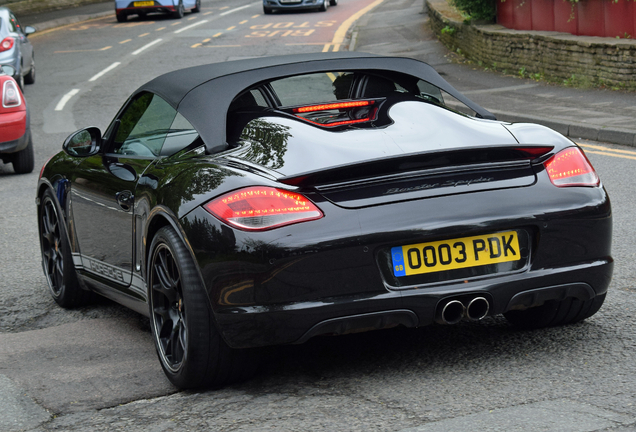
[37,53,612,389]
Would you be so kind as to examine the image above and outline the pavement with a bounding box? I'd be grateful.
[15,0,636,147]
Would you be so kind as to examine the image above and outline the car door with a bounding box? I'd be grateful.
[70,92,179,294]
[8,12,33,75]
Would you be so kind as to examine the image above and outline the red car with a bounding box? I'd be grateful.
[0,64,33,174]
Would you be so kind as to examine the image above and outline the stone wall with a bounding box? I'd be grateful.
[2,0,104,15]
[427,0,636,88]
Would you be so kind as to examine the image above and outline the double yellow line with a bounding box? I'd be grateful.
[322,0,384,52]
[579,143,636,161]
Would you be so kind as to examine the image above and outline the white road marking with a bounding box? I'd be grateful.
[88,62,121,82]
[174,20,209,34]
[220,2,259,16]
[54,89,80,111]
[131,38,162,55]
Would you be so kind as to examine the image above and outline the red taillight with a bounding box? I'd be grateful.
[204,186,323,231]
[2,79,21,108]
[292,99,378,128]
[299,117,373,127]
[293,100,374,113]
[544,147,599,187]
[0,37,15,52]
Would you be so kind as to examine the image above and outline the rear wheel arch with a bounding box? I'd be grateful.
[144,209,204,294]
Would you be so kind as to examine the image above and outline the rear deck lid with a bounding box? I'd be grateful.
[224,102,553,208]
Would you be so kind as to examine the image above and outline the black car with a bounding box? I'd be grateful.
[37,52,612,389]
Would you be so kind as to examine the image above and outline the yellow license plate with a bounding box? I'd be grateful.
[391,231,520,277]
[134,1,154,6]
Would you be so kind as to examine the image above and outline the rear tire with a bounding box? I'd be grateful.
[319,0,328,11]
[39,189,92,308]
[12,133,34,174]
[148,226,259,389]
[330,0,338,5]
[116,13,127,22]
[504,294,606,330]
[192,0,201,13]
[15,72,24,90]
[24,57,35,85]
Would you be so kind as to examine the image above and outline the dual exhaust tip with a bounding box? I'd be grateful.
[439,297,490,325]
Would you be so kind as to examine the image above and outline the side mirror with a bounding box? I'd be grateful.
[0,65,16,76]
[63,127,102,157]
[24,26,36,35]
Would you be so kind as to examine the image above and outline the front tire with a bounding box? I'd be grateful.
[504,294,606,330]
[319,0,328,11]
[148,226,258,388]
[172,1,185,18]
[39,189,91,308]
[330,0,337,5]
[263,6,273,14]
[192,0,201,13]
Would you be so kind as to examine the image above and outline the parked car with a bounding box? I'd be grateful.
[0,64,33,174]
[115,0,200,22]
[0,7,35,89]
[263,0,337,14]
[37,53,612,389]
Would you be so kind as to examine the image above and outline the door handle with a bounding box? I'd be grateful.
[116,190,134,212]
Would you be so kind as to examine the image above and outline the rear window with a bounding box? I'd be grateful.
[226,71,449,139]
[270,72,354,106]
[268,71,444,108]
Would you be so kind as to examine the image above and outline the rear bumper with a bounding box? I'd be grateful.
[116,6,175,13]
[263,0,322,10]
[182,178,612,349]
[115,0,175,13]
[0,111,28,154]
[213,261,612,348]
[0,52,19,73]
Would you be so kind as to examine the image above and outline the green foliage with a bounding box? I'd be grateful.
[449,0,496,21]
[441,25,457,35]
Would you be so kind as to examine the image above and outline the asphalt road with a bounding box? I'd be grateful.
[1,0,636,430]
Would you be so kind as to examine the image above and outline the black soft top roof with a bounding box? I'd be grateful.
[137,52,496,154]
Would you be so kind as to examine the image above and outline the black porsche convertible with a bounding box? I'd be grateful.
[37,52,612,389]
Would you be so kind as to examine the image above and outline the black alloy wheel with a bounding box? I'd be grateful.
[149,237,188,374]
[148,226,260,388]
[39,189,90,308]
